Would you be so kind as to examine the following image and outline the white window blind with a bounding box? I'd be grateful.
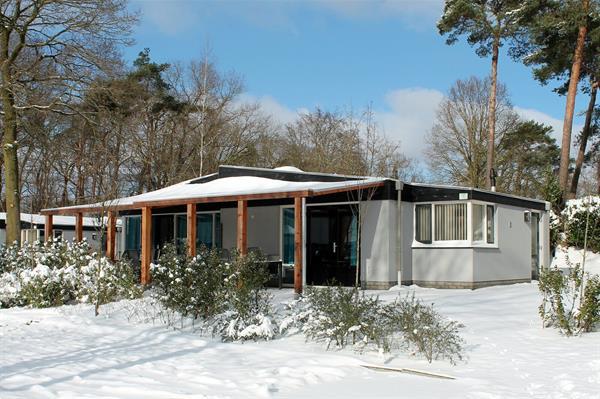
[434,203,467,241]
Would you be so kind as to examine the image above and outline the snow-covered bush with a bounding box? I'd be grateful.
[382,294,465,364]
[151,246,275,341]
[539,259,600,335]
[78,257,142,316]
[559,196,600,252]
[282,286,389,351]
[211,250,274,341]
[151,244,228,319]
[0,240,141,309]
[282,286,465,363]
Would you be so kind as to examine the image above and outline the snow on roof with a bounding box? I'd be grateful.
[42,175,388,213]
[0,213,121,227]
[273,166,304,172]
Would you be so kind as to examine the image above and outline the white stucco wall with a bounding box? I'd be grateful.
[412,248,474,283]
[400,202,414,283]
[360,200,397,286]
[473,204,532,283]
[404,201,549,287]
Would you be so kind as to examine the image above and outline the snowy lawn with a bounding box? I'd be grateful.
[1,282,599,399]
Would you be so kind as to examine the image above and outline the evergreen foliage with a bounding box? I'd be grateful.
[0,240,141,310]
[282,286,466,364]
[539,260,600,335]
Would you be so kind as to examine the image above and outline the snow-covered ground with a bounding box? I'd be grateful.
[552,246,600,276]
[1,282,599,399]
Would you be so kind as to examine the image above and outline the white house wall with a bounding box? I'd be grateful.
[411,248,474,287]
[472,204,533,285]
[360,200,398,289]
[540,210,551,269]
[400,202,414,284]
[403,201,549,289]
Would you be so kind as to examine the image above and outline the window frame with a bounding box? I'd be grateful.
[412,200,497,248]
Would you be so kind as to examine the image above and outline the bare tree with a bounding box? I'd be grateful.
[0,0,137,244]
[425,77,517,187]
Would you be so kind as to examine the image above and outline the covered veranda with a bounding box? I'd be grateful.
[40,173,386,294]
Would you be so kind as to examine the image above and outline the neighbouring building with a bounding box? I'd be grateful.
[0,212,122,254]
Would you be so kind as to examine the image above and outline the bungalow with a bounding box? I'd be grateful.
[40,165,551,292]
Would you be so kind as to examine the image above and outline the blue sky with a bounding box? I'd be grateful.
[127,0,587,161]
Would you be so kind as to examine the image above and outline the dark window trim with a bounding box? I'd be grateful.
[402,184,546,211]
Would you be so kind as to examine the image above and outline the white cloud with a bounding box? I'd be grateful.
[136,0,444,35]
[375,88,445,159]
[237,94,307,125]
[242,90,579,165]
[313,0,444,27]
[135,1,202,35]
[514,106,583,151]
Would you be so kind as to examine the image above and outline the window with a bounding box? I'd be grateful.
[415,204,432,243]
[434,203,467,241]
[414,202,495,246]
[196,213,214,249]
[282,208,295,264]
[472,204,485,242]
[486,205,495,244]
[125,216,141,250]
[175,214,187,253]
[53,230,63,241]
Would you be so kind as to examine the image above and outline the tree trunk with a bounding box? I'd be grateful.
[558,0,589,197]
[1,28,21,245]
[486,35,500,190]
[1,89,21,245]
[569,81,597,198]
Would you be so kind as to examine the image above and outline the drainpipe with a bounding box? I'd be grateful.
[490,168,497,192]
[395,180,403,286]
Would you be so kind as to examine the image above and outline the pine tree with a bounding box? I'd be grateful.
[512,0,600,199]
[438,0,526,190]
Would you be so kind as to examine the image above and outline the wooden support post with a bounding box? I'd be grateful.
[237,199,248,255]
[141,206,152,285]
[294,196,303,295]
[75,213,83,242]
[106,211,117,261]
[45,214,53,242]
[187,203,197,257]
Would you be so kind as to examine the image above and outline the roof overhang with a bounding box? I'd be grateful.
[40,180,387,216]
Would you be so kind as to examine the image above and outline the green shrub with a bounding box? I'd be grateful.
[282,286,465,363]
[151,244,228,319]
[288,286,387,351]
[382,294,465,364]
[539,259,600,335]
[576,275,600,333]
[151,245,275,341]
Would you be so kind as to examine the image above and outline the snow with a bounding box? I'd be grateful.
[551,246,600,276]
[273,166,304,173]
[42,175,386,213]
[2,284,599,398]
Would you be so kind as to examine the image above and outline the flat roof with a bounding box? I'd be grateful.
[40,165,548,215]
